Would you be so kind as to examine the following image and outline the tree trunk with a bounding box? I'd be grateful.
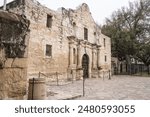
[125,55,131,75]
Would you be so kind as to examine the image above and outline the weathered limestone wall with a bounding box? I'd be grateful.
[0,59,27,99]
[0,45,27,99]
[100,34,111,70]
[0,30,28,99]
[23,0,111,80]
[0,0,111,99]
[23,0,69,80]
[0,2,29,99]
[61,3,111,78]
[2,0,25,15]
[5,0,111,81]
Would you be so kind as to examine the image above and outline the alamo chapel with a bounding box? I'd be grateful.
[0,0,111,99]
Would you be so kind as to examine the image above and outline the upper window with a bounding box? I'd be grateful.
[104,38,106,47]
[84,27,88,40]
[46,15,53,28]
[46,44,52,57]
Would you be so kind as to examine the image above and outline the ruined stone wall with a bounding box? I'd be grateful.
[0,11,29,99]
[5,0,111,81]
[0,59,27,99]
[3,0,69,81]
[23,0,69,80]
[0,0,111,99]
[3,0,25,15]
[60,3,111,78]
[59,4,99,44]
[23,0,111,79]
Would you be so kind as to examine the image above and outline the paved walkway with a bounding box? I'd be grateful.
[47,75,150,100]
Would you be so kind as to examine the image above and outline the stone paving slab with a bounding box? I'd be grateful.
[47,75,150,100]
[47,90,82,100]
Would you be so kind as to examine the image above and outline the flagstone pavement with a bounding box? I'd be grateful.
[47,75,150,100]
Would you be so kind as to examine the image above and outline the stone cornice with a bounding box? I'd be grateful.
[67,36,101,49]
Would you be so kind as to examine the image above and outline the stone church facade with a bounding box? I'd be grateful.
[0,0,111,99]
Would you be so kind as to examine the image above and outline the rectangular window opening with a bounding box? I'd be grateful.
[47,15,53,28]
[84,27,88,40]
[46,44,52,57]
[104,38,106,47]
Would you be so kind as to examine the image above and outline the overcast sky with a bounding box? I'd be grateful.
[0,0,138,24]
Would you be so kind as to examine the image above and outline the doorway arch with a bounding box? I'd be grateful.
[82,54,89,79]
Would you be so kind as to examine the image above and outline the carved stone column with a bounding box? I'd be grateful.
[92,49,97,69]
[92,49,95,69]
[94,50,97,68]
[97,46,101,67]
[77,43,81,68]
[69,42,73,68]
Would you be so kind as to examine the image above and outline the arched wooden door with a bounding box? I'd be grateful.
[82,54,89,79]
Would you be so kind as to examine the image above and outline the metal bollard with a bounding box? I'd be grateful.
[83,78,85,96]
[56,72,59,86]
[103,71,104,81]
[108,70,111,80]
[71,70,74,83]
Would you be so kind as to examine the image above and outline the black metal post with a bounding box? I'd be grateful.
[108,70,111,80]
[38,72,40,78]
[71,70,73,83]
[142,65,143,76]
[140,64,142,76]
[83,78,85,96]
[31,78,35,100]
